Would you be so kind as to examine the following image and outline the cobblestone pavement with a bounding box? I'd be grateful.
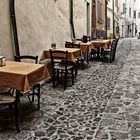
[0,38,139,140]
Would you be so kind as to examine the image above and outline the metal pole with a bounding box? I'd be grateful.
[112,0,115,38]
[105,0,108,39]
[70,0,75,38]
[10,0,20,56]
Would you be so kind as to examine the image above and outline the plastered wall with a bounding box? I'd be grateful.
[0,0,92,60]
[0,0,14,60]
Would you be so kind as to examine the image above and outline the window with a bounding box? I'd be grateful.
[107,17,110,29]
[138,12,140,18]
[92,0,95,5]
[115,0,118,8]
[129,7,131,17]
[98,0,102,22]
[123,3,126,13]
[134,10,136,18]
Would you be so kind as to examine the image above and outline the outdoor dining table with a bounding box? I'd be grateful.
[0,61,49,95]
[79,41,94,63]
[91,39,111,48]
[40,48,83,63]
[91,39,112,59]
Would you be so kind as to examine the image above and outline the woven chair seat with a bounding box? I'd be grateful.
[54,65,73,70]
[0,93,15,104]
[76,56,84,60]
[103,48,111,52]
[0,90,19,132]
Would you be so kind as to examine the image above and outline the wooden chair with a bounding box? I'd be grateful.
[102,39,117,62]
[65,41,84,70]
[112,38,119,61]
[49,50,75,89]
[14,55,40,110]
[0,89,20,132]
[81,35,90,43]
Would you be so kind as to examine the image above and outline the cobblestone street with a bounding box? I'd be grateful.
[1,38,140,140]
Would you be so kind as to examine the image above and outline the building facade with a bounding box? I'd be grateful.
[106,0,119,38]
[118,0,126,38]
[0,0,93,60]
[91,0,107,39]
[125,0,137,37]
[136,0,140,37]
[107,0,113,38]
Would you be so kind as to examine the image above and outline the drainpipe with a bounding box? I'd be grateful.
[112,0,115,38]
[10,0,20,56]
[70,0,76,38]
[105,0,108,39]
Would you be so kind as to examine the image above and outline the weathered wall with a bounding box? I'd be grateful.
[0,0,92,60]
[96,0,105,30]
[16,0,71,58]
[107,0,113,38]
[0,0,14,60]
[74,0,92,38]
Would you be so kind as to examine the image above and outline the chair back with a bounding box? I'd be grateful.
[65,41,80,48]
[81,35,90,43]
[65,41,73,48]
[110,39,117,61]
[49,50,68,71]
[15,55,38,64]
[115,38,119,48]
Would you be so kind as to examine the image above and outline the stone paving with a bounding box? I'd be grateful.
[0,38,140,140]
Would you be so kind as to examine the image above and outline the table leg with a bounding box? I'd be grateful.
[96,47,100,60]
[86,53,89,64]
[15,90,20,132]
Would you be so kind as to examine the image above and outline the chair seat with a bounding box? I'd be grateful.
[103,48,111,54]
[54,65,74,70]
[76,56,84,61]
[0,90,19,132]
[0,93,15,104]
[103,48,111,51]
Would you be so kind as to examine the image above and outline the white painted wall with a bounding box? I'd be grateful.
[107,0,113,38]
[136,0,140,36]
[0,0,14,60]
[125,0,137,37]
[73,0,92,38]
[0,0,92,60]
[118,0,126,38]
[16,0,71,58]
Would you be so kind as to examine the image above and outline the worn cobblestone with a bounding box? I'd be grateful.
[0,38,140,139]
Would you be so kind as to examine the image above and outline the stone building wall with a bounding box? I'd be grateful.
[0,0,14,60]
[0,0,92,60]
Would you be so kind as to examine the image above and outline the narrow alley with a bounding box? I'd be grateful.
[1,38,140,140]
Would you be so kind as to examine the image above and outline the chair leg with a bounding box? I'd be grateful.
[32,84,40,110]
[15,91,22,123]
[37,84,40,110]
[9,104,13,118]
[110,54,113,63]
[75,63,78,78]
[14,101,20,132]
[81,60,84,69]
[64,70,67,89]
[57,70,59,83]
[32,87,35,102]
[52,71,55,88]
[72,69,74,85]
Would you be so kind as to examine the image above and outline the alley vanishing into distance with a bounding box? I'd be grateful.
[1,38,140,139]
